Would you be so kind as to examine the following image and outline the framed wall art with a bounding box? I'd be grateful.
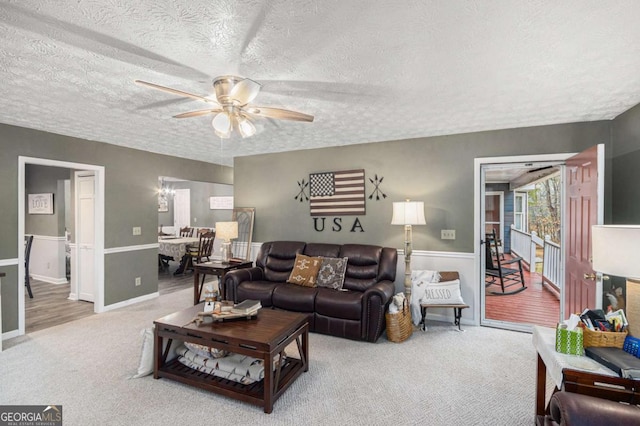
[28,193,54,214]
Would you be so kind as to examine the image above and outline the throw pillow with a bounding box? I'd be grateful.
[130,327,154,379]
[420,279,465,305]
[316,256,348,290]
[286,254,323,287]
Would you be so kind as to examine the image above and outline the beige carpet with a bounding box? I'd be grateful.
[1,288,541,425]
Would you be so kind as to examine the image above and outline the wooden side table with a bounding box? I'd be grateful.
[192,260,253,304]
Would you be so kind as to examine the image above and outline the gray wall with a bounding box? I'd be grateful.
[158,180,233,230]
[612,102,640,224]
[0,123,232,332]
[234,121,612,253]
[25,165,71,237]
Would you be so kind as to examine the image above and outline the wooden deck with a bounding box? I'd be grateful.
[485,257,560,328]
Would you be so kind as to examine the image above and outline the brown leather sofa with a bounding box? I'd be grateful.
[222,241,398,342]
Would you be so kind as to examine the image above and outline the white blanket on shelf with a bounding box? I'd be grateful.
[175,345,286,385]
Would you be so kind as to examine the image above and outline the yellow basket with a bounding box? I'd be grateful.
[385,301,413,343]
[581,325,627,348]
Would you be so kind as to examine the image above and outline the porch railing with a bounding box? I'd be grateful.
[509,226,561,290]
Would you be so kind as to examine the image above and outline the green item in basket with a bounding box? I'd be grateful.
[555,324,584,355]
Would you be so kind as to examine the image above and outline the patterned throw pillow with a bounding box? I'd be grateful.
[316,257,348,290]
[286,254,322,287]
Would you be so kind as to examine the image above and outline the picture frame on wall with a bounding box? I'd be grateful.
[158,194,169,212]
[28,193,54,214]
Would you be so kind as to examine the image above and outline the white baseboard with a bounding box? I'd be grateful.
[2,329,21,342]
[102,292,159,312]
[30,274,68,285]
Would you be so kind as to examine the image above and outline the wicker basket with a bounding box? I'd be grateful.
[582,325,627,348]
[385,300,413,343]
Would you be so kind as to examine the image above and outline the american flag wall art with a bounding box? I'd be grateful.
[309,169,366,216]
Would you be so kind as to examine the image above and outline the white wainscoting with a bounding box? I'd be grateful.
[28,235,68,284]
[397,249,477,327]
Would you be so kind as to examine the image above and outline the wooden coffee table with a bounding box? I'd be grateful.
[154,304,309,413]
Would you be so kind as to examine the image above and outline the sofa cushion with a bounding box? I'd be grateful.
[340,244,383,292]
[317,257,348,290]
[272,283,319,312]
[258,241,306,282]
[304,243,341,258]
[236,281,280,307]
[315,288,362,320]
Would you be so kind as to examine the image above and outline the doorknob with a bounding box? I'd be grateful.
[583,273,610,281]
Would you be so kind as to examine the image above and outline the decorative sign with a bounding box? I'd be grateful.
[368,174,387,200]
[28,193,54,214]
[295,178,309,202]
[209,196,234,210]
[158,194,168,212]
[309,169,365,216]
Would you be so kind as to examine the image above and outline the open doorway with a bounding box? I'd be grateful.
[482,161,563,331]
[18,157,105,336]
[475,147,605,333]
[475,153,572,332]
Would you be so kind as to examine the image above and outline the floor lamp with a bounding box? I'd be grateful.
[592,225,640,337]
[391,200,426,302]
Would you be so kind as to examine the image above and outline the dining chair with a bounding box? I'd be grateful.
[185,231,215,275]
[25,235,34,298]
[179,226,193,237]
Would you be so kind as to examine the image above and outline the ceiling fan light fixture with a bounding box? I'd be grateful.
[237,115,256,138]
[212,111,231,133]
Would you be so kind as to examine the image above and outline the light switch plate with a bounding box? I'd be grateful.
[132,226,141,236]
[441,229,456,240]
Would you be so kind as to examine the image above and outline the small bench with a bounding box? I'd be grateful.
[419,303,469,331]
[417,271,468,331]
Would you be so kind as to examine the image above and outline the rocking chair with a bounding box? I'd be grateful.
[485,231,527,295]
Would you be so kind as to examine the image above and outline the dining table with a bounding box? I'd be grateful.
[158,236,199,259]
[158,236,199,274]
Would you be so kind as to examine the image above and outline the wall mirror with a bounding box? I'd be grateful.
[231,207,255,261]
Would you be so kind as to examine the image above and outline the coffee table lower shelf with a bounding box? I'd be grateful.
[157,356,304,410]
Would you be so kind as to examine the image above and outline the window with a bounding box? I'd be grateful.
[514,193,527,232]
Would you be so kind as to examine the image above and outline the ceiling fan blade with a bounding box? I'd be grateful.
[173,108,223,119]
[135,80,213,103]
[229,78,261,105]
[244,106,314,122]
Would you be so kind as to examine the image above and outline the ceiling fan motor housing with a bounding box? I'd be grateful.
[213,75,243,105]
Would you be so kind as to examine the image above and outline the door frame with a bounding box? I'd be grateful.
[474,153,573,332]
[18,156,105,336]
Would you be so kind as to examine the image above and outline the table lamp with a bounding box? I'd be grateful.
[391,199,426,301]
[592,225,640,336]
[215,221,238,263]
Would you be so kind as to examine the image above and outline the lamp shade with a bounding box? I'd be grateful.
[592,225,640,279]
[391,201,426,225]
[215,221,238,241]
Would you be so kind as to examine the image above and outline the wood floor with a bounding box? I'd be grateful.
[484,257,560,328]
[25,262,215,334]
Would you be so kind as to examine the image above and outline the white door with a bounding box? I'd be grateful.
[77,172,95,302]
[173,188,190,232]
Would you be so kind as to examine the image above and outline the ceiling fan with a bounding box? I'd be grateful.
[135,75,314,138]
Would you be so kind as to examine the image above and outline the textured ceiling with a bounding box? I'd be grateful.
[1,1,640,166]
